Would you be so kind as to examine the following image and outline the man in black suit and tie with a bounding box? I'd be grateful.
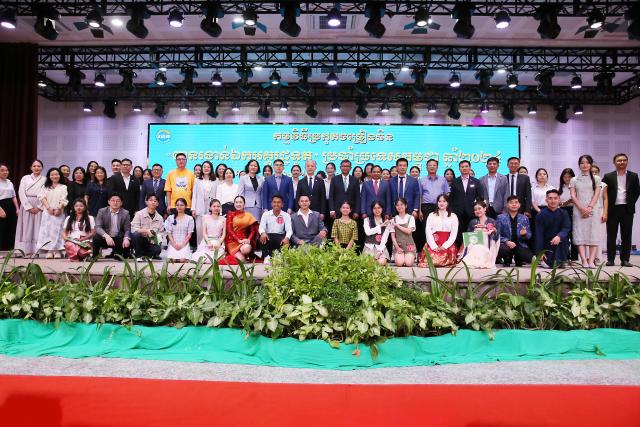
[296,159,326,218]
[329,159,360,219]
[506,157,532,216]
[139,163,167,217]
[602,153,640,267]
[107,158,139,220]
[450,160,487,245]
[361,165,391,218]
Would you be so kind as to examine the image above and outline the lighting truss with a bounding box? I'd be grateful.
[37,44,640,73]
[2,1,634,17]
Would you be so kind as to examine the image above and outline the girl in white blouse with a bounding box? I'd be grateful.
[192,161,218,242]
[36,168,68,258]
[216,167,239,215]
[363,201,391,265]
[164,198,195,262]
[62,198,95,261]
[419,194,459,267]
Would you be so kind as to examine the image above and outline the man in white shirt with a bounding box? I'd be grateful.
[291,195,327,246]
[506,157,532,216]
[480,157,509,218]
[259,195,293,263]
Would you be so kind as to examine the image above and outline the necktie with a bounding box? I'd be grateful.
[276,175,281,191]
[344,176,348,191]
[373,180,379,195]
[510,174,515,195]
[399,176,405,198]
[153,179,158,193]
[309,177,313,190]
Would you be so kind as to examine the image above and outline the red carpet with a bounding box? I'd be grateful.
[1,375,638,426]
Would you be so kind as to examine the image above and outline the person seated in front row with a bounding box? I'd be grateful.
[496,196,533,267]
[62,198,95,261]
[391,197,417,267]
[462,199,500,269]
[92,192,132,259]
[131,194,165,261]
[331,201,358,249]
[290,195,327,246]
[224,195,259,263]
[534,189,571,269]
[418,194,458,268]
[191,199,226,263]
[363,201,392,265]
[164,198,194,263]
[259,195,293,265]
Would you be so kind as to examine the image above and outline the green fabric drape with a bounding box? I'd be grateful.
[1,320,639,370]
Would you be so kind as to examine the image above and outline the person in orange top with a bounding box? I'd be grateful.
[164,152,195,211]
[224,195,258,263]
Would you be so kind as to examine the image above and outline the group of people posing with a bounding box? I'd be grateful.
[0,151,637,269]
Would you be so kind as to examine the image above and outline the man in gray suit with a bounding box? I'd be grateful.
[480,157,509,219]
[291,195,328,246]
[92,192,132,258]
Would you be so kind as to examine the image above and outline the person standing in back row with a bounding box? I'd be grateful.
[602,153,640,267]
[449,160,487,245]
[506,157,532,216]
[329,159,360,220]
[107,158,139,220]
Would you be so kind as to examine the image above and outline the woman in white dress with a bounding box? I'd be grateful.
[164,198,194,262]
[36,168,68,258]
[216,167,239,215]
[418,194,459,268]
[191,161,218,243]
[570,155,602,268]
[238,160,264,221]
[191,199,226,262]
[14,160,46,255]
[62,198,95,261]
[363,201,391,265]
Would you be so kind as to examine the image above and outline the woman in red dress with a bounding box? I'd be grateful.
[224,195,258,263]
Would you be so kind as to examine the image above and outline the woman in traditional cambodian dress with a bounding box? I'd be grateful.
[224,195,258,263]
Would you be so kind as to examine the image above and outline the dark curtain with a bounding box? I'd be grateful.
[0,43,38,179]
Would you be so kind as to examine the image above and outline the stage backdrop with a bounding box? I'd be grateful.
[148,124,519,174]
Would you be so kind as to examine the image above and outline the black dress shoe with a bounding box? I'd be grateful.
[502,263,511,267]
[621,261,633,267]
[605,261,615,266]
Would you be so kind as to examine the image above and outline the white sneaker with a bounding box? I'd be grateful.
[263,256,271,265]
[136,257,146,262]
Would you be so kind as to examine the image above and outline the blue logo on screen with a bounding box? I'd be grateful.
[156,129,171,144]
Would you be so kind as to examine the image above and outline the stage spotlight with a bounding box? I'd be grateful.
[279,1,301,37]
[243,8,257,26]
[506,73,519,89]
[494,9,510,29]
[449,72,461,88]
[570,74,583,89]
[66,68,86,94]
[364,1,386,38]
[587,8,605,29]
[132,102,143,112]
[119,69,136,93]
[297,67,312,94]
[103,99,117,119]
[528,103,537,114]
[355,100,368,118]
[37,73,47,88]
[253,64,263,71]
[594,72,615,95]
[496,65,507,74]
[168,8,184,28]
[126,3,150,39]
[180,67,198,95]
[447,101,461,120]
[200,1,224,37]
[535,71,554,97]
[33,4,60,40]
[1,8,17,29]
[401,102,415,119]
[257,100,270,118]
[154,71,167,87]
[269,70,282,86]
[327,7,342,27]
[480,102,489,114]
[305,99,318,118]
[626,3,640,40]
[534,4,561,39]
[411,67,427,96]
[232,101,241,112]
[179,102,190,112]
[331,101,341,112]
[111,18,124,27]
[354,66,370,95]
[474,69,493,98]
[237,66,253,94]
[452,2,475,39]
[380,102,390,113]
[154,100,167,118]
[427,102,437,113]
[384,72,396,86]
[414,8,431,27]
[574,104,584,115]
[555,104,569,123]
[501,103,515,121]
[206,98,219,118]
[279,99,289,112]
[94,72,106,87]
[211,72,223,86]
[326,72,339,86]
[83,102,93,112]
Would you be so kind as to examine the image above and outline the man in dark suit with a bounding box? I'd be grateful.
[479,157,509,218]
[602,153,640,267]
[329,159,360,218]
[450,160,487,245]
[361,165,391,218]
[296,159,326,218]
[505,157,532,215]
[92,192,132,258]
[291,195,328,246]
[261,158,295,213]
[107,158,139,220]
[139,163,167,217]
[389,157,421,216]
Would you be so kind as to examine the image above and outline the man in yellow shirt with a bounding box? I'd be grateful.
[164,152,195,210]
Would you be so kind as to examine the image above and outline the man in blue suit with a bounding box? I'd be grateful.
[139,163,167,217]
[261,158,294,213]
[496,196,533,267]
[389,158,420,217]
[361,165,391,218]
